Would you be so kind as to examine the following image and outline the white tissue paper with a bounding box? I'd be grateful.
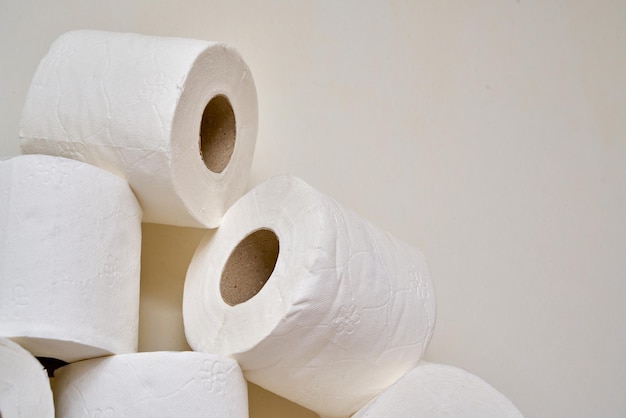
[0,338,54,418]
[352,362,525,418]
[20,29,258,227]
[183,175,436,418]
[0,154,142,362]
[54,352,249,418]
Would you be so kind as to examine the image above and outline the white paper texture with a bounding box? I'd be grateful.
[0,338,54,418]
[19,30,258,227]
[0,154,142,362]
[53,352,248,418]
[352,362,525,418]
[183,175,436,418]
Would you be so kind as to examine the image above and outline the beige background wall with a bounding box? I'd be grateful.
[1,1,625,417]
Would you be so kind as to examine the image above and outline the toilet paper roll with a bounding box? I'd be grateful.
[0,154,142,362]
[20,29,258,227]
[352,362,525,418]
[0,338,54,418]
[53,352,248,418]
[183,175,436,418]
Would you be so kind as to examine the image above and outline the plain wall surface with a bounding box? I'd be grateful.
[1,1,625,417]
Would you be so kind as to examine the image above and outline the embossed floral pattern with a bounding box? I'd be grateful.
[139,73,171,103]
[1,285,31,320]
[47,43,75,68]
[201,360,227,393]
[416,275,430,299]
[99,254,120,289]
[408,263,430,300]
[36,159,71,187]
[332,304,361,335]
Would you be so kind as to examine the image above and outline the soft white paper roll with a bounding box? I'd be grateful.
[352,362,525,418]
[0,338,54,418]
[183,175,436,418]
[20,30,258,227]
[54,352,248,418]
[0,154,142,362]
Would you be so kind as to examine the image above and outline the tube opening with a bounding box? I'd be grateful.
[220,228,279,306]
[199,95,236,173]
[37,357,68,377]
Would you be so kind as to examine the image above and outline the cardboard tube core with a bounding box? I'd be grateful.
[199,94,236,173]
[220,228,279,306]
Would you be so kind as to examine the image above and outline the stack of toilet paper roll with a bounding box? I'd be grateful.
[0,29,524,418]
[1,30,256,417]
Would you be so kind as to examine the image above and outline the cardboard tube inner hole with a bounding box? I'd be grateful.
[199,94,236,173]
[37,357,68,377]
[220,228,279,306]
